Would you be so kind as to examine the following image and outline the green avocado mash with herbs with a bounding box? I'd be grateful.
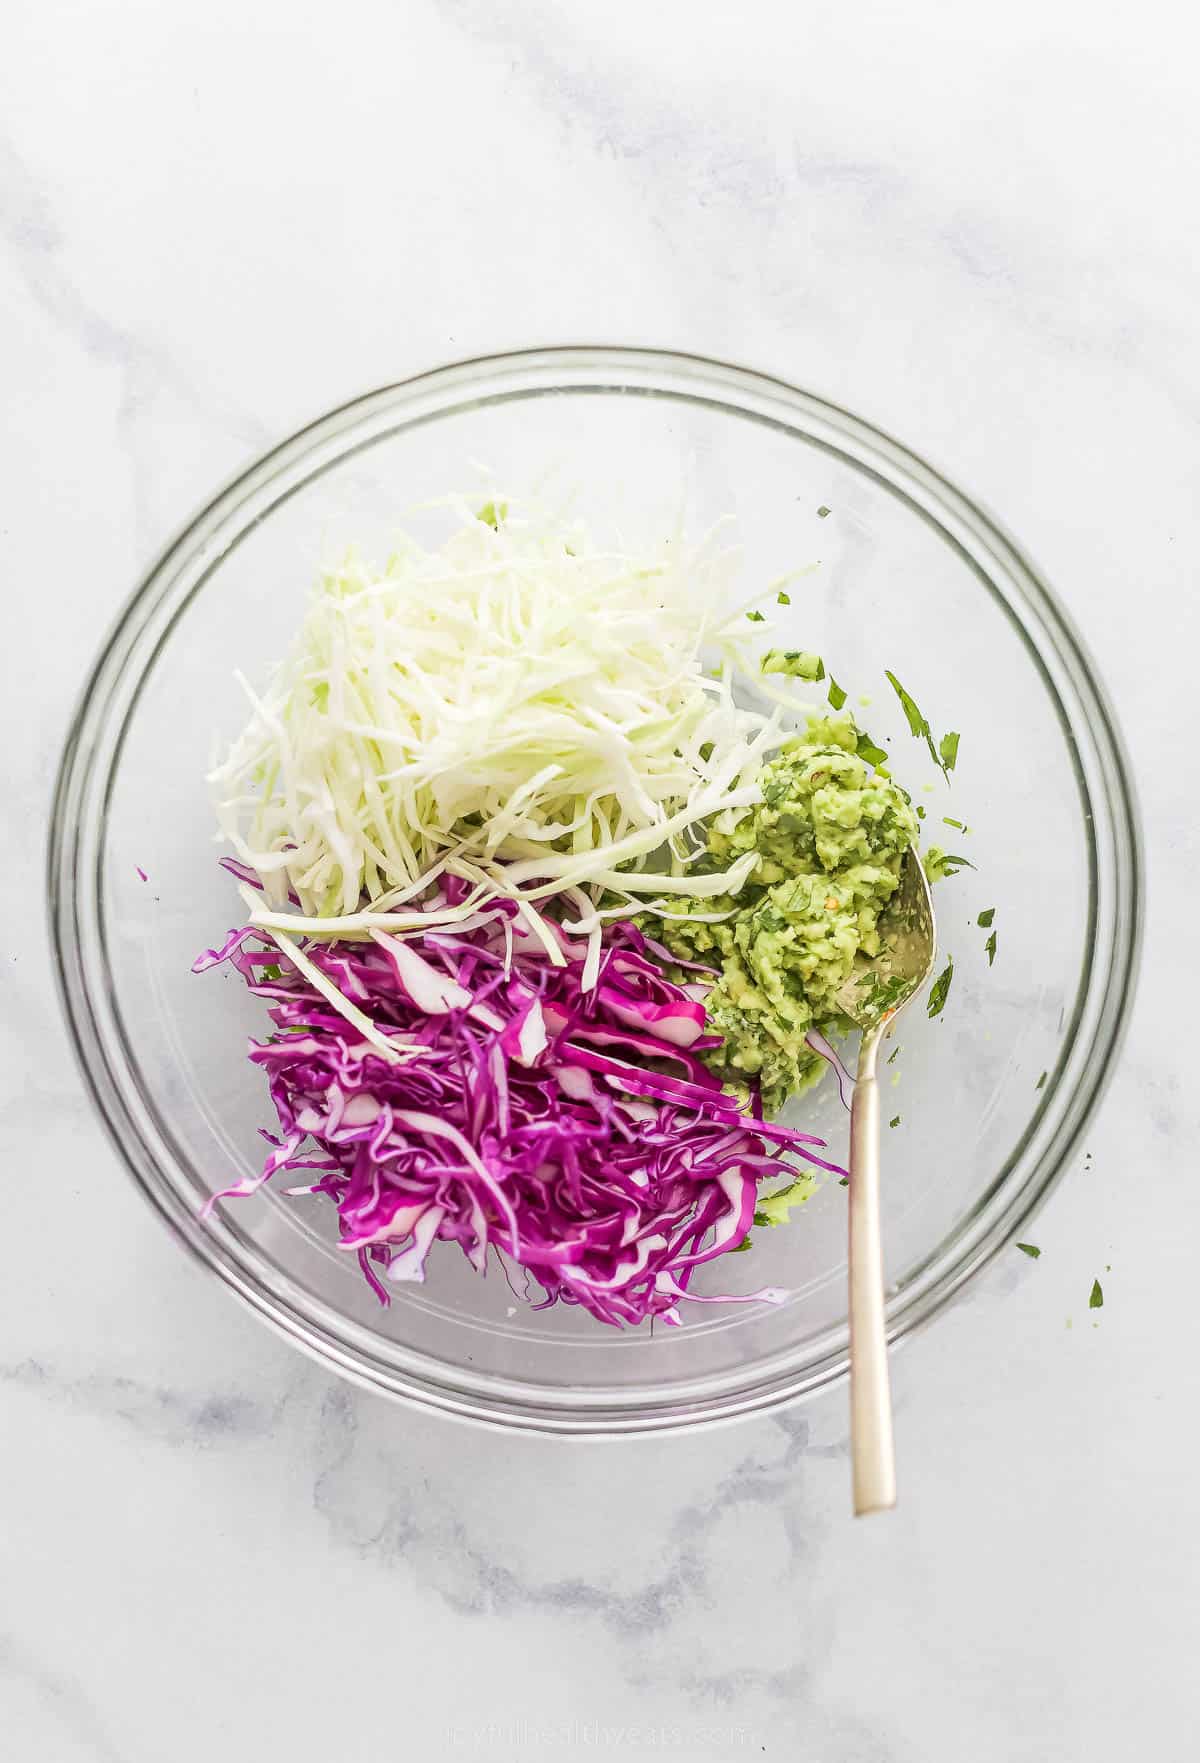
[658,713,918,1110]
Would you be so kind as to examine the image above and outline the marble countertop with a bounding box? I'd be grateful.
[3,3,1196,1757]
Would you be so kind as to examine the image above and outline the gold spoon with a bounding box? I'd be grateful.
[834,846,937,1516]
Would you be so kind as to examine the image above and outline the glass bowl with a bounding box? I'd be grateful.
[49,348,1141,1434]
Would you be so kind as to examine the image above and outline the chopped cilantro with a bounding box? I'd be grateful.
[1089,1279,1104,1310]
[925,848,975,880]
[889,1115,900,1128]
[827,677,847,710]
[985,929,997,966]
[943,816,965,830]
[882,673,959,779]
[817,505,831,518]
[885,669,932,740]
[476,499,508,528]
[884,670,944,774]
[855,733,888,770]
[746,609,766,622]
[977,907,995,927]
[838,1176,849,1186]
[777,590,791,605]
[1035,1070,1048,1091]
[916,805,926,820]
[927,956,954,1019]
[886,1044,900,1065]
[865,972,910,1016]
[1016,1242,1041,1259]
[260,963,284,982]
[729,1238,753,1253]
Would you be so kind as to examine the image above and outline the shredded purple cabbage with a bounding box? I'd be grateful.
[804,1027,856,1110]
[195,906,839,1327]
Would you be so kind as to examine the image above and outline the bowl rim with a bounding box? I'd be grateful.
[48,344,1143,1435]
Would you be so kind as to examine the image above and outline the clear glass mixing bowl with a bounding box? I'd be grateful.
[49,348,1141,1434]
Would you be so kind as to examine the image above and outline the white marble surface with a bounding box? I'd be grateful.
[3,2,1197,1757]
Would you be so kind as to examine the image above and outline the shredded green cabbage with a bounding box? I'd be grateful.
[210,498,793,929]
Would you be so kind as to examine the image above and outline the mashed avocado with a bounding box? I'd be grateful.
[658,713,918,1110]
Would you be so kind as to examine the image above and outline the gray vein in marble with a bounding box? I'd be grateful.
[310,1388,703,1629]
[0,1631,124,1763]
[436,0,1200,426]
[308,1385,823,1641]
[0,129,265,426]
[772,1406,849,1464]
[0,130,270,549]
[0,1354,299,1450]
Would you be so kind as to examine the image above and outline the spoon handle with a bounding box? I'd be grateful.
[848,1023,897,1516]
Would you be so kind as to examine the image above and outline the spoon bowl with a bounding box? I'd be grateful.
[836,844,938,1030]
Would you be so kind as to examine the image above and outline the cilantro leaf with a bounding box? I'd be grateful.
[886,1044,900,1065]
[476,499,508,528]
[925,848,975,880]
[916,805,926,820]
[885,669,932,740]
[1035,1070,1048,1091]
[884,670,943,773]
[817,505,831,518]
[1017,1242,1041,1259]
[855,733,888,770]
[777,590,791,605]
[977,907,995,928]
[985,929,997,966]
[927,956,954,1019]
[827,678,847,710]
[1089,1279,1104,1310]
[889,1115,900,1128]
[746,609,765,622]
[882,672,960,780]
